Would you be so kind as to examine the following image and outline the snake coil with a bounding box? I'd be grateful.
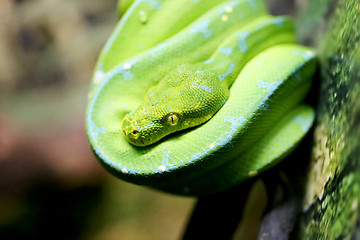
[87,0,317,196]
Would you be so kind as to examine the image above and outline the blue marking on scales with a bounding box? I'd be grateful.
[162,152,170,166]
[88,115,107,140]
[197,62,224,73]
[204,58,215,64]
[219,63,235,81]
[177,64,187,73]
[189,19,211,38]
[292,50,315,61]
[270,16,285,26]
[256,16,285,30]
[236,32,250,52]
[192,83,213,93]
[257,80,282,93]
[246,0,259,10]
[141,0,162,9]
[219,47,233,55]
[187,115,246,163]
[293,115,313,133]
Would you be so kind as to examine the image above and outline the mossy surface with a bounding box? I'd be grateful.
[298,0,360,239]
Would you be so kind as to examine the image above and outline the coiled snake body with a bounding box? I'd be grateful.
[87,0,317,196]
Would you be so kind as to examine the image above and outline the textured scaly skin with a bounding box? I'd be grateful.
[87,0,317,196]
[122,15,295,146]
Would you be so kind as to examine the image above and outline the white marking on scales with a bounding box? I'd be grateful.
[123,63,131,70]
[157,165,167,172]
[106,59,138,81]
[93,71,105,84]
[221,15,229,22]
[225,6,233,13]
[217,2,239,14]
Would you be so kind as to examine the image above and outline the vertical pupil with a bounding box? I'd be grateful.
[168,113,178,125]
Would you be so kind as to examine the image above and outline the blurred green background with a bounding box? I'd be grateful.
[0,1,194,239]
[0,0,295,239]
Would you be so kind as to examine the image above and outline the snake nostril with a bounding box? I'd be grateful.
[129,129,141,140]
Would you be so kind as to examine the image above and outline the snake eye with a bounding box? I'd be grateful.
[166,113,179,126]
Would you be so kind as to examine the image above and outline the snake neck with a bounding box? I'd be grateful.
[196,15,295,89]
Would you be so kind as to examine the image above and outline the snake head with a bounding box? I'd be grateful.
[122,109,180,146]
[122,66,229,147]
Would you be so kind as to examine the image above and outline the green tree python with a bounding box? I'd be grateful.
[87,0,317,196]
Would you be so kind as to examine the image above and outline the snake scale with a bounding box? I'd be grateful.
[87,0,317,196]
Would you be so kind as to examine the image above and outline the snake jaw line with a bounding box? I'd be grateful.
[122,111,168,147]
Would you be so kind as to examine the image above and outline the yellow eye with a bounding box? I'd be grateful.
[167,113,179,125]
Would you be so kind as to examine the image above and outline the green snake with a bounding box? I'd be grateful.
[87,0,317,196]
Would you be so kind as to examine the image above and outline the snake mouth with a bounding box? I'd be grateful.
[122,128,150,146]
[121,117,154,146]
